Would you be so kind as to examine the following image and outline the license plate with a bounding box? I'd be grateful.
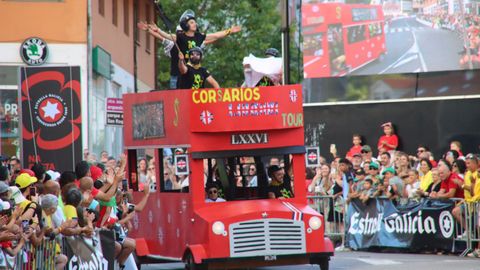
[264,255,277,261]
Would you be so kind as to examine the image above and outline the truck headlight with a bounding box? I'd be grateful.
[309,216,322,230]
[212,221,225,235]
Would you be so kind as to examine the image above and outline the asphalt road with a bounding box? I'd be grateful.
[141,251,479,270]
[352,16,464,75]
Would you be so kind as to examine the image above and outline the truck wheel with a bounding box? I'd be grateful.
[133,252,142,270]
[317,257,329,270]
[184,252,207,270]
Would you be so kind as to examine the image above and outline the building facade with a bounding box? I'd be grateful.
[0,0,155,164]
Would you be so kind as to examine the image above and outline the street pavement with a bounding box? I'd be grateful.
[352,16,464,75]
[141,251,479,270]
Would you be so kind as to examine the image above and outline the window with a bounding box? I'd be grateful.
[127,147,190,193]
[99,0,105,16]
[89,74,107,158]
[347,25,366,44]
[123,0,129,36]
[161,148,190,193]
[145,3,151,52]
[126,149,159,193]
[0,66,20,158]
[351,8,378,22]
[303,33,323,56]
[202,154,295,202]
[112,0,118,26]
[369,23,383,38]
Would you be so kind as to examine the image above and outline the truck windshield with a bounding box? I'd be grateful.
[203,154,295,202]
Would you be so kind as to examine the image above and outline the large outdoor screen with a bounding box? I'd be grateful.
[302,1,478,78]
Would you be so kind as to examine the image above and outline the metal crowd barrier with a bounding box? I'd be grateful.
[451,199,480,257]
[308,195,346,248]
[470,201,480,255]
[14,238,57,270]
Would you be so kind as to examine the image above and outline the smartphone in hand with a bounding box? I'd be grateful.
[330,144,337,155]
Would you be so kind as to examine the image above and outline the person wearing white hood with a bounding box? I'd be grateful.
[0,182,12,211]
[242,48,283,87]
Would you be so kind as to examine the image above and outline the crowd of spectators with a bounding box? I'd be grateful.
[0,150,152,269]
[307,122,480,256]
[417,12,480,68]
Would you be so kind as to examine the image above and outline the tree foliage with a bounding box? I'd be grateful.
[156,0,283,89]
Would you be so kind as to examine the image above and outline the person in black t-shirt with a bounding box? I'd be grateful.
[267,165,293,199]
[137,11,241,89]
[176,12,241,58]
[178,47,219,90]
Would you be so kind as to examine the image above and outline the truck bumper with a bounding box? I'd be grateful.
[203,252,333,269]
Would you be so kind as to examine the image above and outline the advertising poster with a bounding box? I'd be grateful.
[20,66,82,172]
[346,198,455,251]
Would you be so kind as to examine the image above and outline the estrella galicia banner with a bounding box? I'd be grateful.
[346,198,455,251]
[99,230,115,270]
[20,66,82,172]
[64,235,110,270]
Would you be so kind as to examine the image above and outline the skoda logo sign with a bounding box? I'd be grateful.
[20,37,48,66]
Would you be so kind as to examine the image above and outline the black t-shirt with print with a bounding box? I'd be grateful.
[268,181,294,199]
[176,31,206,57]
[256,76,274,87]
[170,31,206,78]
[177,64,211,90]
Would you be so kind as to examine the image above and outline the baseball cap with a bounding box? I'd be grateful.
[369,162,379,169]
[382,167,396,175]
[46,170,61,181]
[9,186,26,205]
[353,152,362,158]
[15,173,38,189]
[361,145,372,152]
[268,165,283,176]
[0,181,8,194]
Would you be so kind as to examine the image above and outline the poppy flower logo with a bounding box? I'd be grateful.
[21,69,81,150]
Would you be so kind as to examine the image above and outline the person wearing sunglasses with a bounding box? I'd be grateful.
[205,182,225,203]
[367,162,383,190]
[246,165,258,187]
[410,145,429,170]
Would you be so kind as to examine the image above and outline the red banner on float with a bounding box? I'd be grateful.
[190,85,303,132]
